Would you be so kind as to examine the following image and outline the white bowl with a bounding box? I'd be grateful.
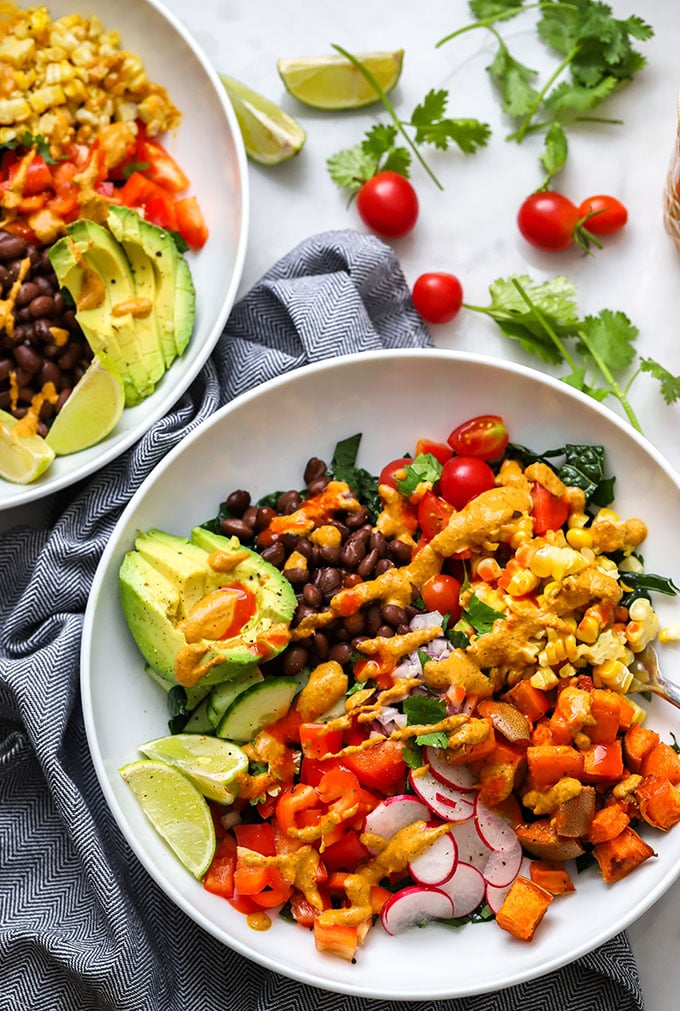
[82,349,680,1000]
[1,0,249,510]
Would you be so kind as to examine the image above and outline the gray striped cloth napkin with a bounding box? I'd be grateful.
[0,229,645,1011]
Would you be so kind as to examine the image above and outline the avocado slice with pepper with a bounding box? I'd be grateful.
[119,527,297,688]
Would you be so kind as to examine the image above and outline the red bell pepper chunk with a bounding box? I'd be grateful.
[203,834,237,898]
[531,482,570,535]
[233,821,276,855]
[8,153,53,195]
[299,722,344,759]
[289,888,330,926]
[321,828,371,872]
[276,782,321,836]
[340,738,407,794]
[313,920,359,961]
[138,137,190,192]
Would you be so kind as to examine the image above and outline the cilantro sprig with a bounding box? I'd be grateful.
[327,44,490,194]
[464,274,680,433]
[437,0,653,187]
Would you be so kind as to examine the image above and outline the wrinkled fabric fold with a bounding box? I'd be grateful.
[0,229,644,1011]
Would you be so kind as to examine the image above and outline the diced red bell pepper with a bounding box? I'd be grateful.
[203,834,237,898]
[321,829,371,872]
[233,821,276,855]
[289,888,330,927]
[313,920,359,961]
[340,738,407,794]
[138,137,190,192]
[276,782,321,836]
[8,153,53,195]
[299,722,344,759]
[531,483,570,535]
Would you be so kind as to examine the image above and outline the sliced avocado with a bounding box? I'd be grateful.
[137,216,196,359]
[107,205,175,370]
[119,526,297,689]
[49,219,165,406]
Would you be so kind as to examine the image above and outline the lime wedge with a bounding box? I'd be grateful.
[46,356,124,456]
[0,409,55,484]
[277,50,404,110]
[137,733,248,805]
[219,73,306,165]
[119,759,216,878]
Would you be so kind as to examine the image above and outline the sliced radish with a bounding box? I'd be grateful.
[423,746,478,792]
[363,794,430,848]
[409,769,475,822]
[474,799,519,852]
[408,829,458,886]
[381,885,454,936]
[439,861,486,918]
[486,857,531,914]
[448,816,492,872]
[482,839,523,888]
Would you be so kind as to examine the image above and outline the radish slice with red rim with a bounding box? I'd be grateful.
[408,829,458,886]
[409,769,476,822]
[474,799,520,852]
[448,815,492,872]
[423,746,478,792]
[363,794,430,848]
[482,839,523,888]
[439,861,486,918]
[486,857,531,914]
[380,885,454,936]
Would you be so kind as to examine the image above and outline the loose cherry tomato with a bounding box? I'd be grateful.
[517,191,581,252]
[447,414,509,461]
[420,573,462,623]
[439,456,495,510]
[417,490,453,540]
[379,456,413,490]
[577,194,628,236]
[411,272,463,324]
[356,171,419,238]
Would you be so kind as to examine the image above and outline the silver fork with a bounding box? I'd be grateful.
[629,645,680,711]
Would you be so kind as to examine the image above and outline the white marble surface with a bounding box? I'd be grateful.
[6,0,680,1003]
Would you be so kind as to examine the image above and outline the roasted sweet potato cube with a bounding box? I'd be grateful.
[553,786,596,838]
[496,876,553,941]
[636,775,680,831]
[592,826,656,884]
[639,742,680,785]
[587,802,630,844]
[529,860,576,895]
[515,818,586,861]
[623,724,660,773]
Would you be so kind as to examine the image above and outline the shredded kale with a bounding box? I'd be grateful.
[329,433,381,522]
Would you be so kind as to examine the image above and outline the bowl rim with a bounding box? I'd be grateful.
[0,0,250,512]
[80,348,680,998]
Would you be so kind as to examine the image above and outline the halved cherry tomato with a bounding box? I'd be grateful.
[379,457,413,490]
[417,490,453,540]
[414,438,452,465]
[531,482,570,535]
[439,456,495,510]
[420,573,463,623]
[175,195,209,249]
[447,414,509,461]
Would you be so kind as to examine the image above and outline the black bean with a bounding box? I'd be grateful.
[220,518,254,541]
[343,612,365,637]
[14,343,42,374]
[382,604,407,628]
[16,281,39,306]
[319,544,341,565]
[390,539,413,564]
[281,645,308,677]
[303,457,326,485]
[302,583,323,608]
[376,625,394,639]
[340,538,366,568]
[260,542,285,568]
[307,476,329,495]
[285,567,309,587]
[313,631,330,660]
[0,233,28,261]
[241,506,258,529]
[255,506,276,531]
[225,489,250,515]
[356,548,379,580]
[296,538,314,561]
[329,642,354,666]
[346,507,370,529]
[29,295,55,319]
[277,489,303,514]
[375,558,394,576]
[0,359,11,381]
[369,531,388,557]
[316,567,342,599]
[365,603,383,636]
[55,388,71,412]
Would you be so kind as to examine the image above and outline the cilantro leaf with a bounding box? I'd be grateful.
[416,730,450,748]
[410,89,491,153]
[487,44,539,117]
[403,694,446,726]
[577,310,638,373]
[402,738,424,769]
[469,0,527,20]
[327,145,376,193]
[539,121,568,186]
[463,594,506,634]
[544,76,619,115]
[639,358,680,405]
[395,452,443,496]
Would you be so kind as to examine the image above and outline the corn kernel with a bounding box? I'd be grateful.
[565,527,593,550]
[504,567,539,597]
[595,508,620,523]
[530,668,559,690]
[593,659,634,692]
[659,624,680,643]
[576,614,600,645]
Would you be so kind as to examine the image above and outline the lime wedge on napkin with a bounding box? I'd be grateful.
[137,734,248,805]
[119,759,216,878]
[219,72,306,165]
[0,408,55,484]
[46,356,124,455]
[277,50,404,109]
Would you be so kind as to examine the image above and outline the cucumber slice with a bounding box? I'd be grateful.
[183,697,214,734]
[216,677,300,743]
[207,668,264,729]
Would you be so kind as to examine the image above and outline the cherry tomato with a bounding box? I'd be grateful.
[379,457,413,490]
[447,414,509,461]
[414,438,452,465]
[356,171,419,238]
[417,490,453,540]
[420,573,462,624]
[412,272,463,324]
[517,191,580,252]
[577,194,628,236]
[439,456,495,510]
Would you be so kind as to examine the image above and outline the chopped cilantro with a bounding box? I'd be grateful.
[463,594,506,635]
[395,453,443,496]
[403,693,446,727]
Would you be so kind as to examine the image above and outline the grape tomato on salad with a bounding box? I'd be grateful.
[126,413,680,963]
